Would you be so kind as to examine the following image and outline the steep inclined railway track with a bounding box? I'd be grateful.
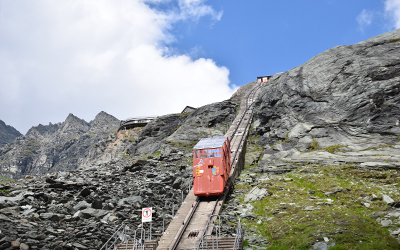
[156,83,263,250]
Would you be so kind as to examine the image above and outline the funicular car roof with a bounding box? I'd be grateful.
[193,136,227,150]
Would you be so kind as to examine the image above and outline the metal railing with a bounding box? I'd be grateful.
[233,219,244,250]
[100,224,148,250]
[195,215,221,250]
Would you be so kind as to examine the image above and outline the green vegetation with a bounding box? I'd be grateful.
[121,152,135,159]
[149,151,161,158]
[69,135,79,140]
[360,145,395,151]
[235,164,400,249]
[1,189,10,194]
[0,175,13,185]
[324,144,348,154]
[308,138,319,151]
[137,150,163,160]
[19,138,40,160]
[248,135,261,143]
[0,171,14,175]
[179,111,193,116]
[168,141,197,149]
[386,37,400,43]
[283,132,290,143]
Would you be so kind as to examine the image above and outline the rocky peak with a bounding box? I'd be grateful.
[59,113,90,135]
[89,111,120,131]
[26,122,60,137]
[0,120,21,147]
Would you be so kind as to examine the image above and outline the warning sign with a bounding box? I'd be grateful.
[142,207,152,223]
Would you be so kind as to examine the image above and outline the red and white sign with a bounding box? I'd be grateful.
[142,207,152,223]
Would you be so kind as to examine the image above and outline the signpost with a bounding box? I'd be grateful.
[142,207,152,240]
[142,207,152,223]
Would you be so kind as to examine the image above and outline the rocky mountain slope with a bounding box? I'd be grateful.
[0,97,240,249]
[0,120,21,148]
[0,29,400,250]
[218,29,400,249]
[0,112,121,179]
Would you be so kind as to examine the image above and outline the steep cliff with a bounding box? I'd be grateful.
[0,120,21,147]
[252,29,400,162]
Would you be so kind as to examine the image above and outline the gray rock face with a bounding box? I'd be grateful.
[0,120,21,147]
[253,29,400,148]
[134,114,186,155]
[165,100,238,144]
[244,186,268,202]
[0,111,120,179]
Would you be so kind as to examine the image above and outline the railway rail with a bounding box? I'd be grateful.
[156,82,263,250]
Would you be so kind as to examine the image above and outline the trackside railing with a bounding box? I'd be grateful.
[100,224,127,250]
[195,215,221,250]
[100,224,148,250]
[233,219,244,250]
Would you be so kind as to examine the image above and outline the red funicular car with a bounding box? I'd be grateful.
[193,136,231,197]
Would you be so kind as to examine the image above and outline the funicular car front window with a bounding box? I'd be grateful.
[195,148,222,158]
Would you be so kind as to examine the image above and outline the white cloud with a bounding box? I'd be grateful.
[357,9,373,32]
[177,0,223,21]
[0,0,235,134]
[385,0,400,28]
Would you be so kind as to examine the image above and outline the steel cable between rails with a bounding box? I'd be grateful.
[170,198,201,250]
[195,197,220,250]
[228,84,262,143]
[229,84,262,166]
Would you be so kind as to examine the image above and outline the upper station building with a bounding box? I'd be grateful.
[257,75,272,83]
[181,106,197,114]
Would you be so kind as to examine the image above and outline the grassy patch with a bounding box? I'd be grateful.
[308,138,319,151]
[0,176,13,185]
[168,141,197,149]
[18,138,40,160]
[386,37,400,43]
[1,189,10,194]
[179,112,193,116]
[121,152,135,159]
[360,145,395,151]
[234,164,400,249]
[69,135,79,140]
[324,144,348,154]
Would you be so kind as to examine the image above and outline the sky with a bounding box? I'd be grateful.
[0,0,400,134]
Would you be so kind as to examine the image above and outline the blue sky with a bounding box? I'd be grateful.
[165,0,398,86]
[0,0,399,134]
